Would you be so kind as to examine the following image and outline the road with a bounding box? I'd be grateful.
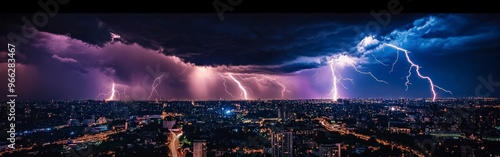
[0,129,125,156]
[318,118,425,157]
[167,131,184,157]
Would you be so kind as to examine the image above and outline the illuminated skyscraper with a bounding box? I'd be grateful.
[271,131,293,157]
[193,140,207,157]
[319,143,341,157]
[319,144,335,157]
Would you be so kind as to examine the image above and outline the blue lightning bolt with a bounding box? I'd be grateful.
[335,70,354,90]
[327,54,388,101]
[385,44,452,101]
[371,54,388,66]
[351,65,389,84]
[329,60,339,100]
[390,49,399,73]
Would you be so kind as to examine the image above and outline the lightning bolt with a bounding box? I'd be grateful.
[177,66,190,76]
[239,75,290,99]
[97,82,117,101]
[316,64,354,89]
[114,86,129,100]
[335,71,354,89]
[262,75,290,99]
[434,85,453,95]
[385,43,452,101]
[336,78,349,90]
[329,61,338,100]
[108,82,116,100]
[276,81,289,99]
[327,54,388,100]
[371,54,388,66]
[228,74,249,100]
[148,74,164,100]
[219,73,236,98]
[313,68,321,77]
[121,86,128,99]
[110,32,121,42]
[351,65,389,84]
[405,66,413,90]
[390,50,399,73]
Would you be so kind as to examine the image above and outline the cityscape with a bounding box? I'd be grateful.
[1,98,500,157]
[1,12,500,157]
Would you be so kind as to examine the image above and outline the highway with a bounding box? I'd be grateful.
[167,131,184,157]
[0,129,125,156]
[318,118,425,157]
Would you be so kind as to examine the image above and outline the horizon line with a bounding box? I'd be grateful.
[12,97,499,102]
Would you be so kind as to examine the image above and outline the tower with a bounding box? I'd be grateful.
[125,120,128,130]
[319,144,335,157]
[193,140,207,157]
[336,143,341,157]
[271,131,293,157]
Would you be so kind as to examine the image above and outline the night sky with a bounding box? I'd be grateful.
[1,13,500,100]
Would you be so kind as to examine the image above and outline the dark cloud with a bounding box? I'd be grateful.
[2,13,425,73]
[1,13,500,100]
[96,14,426,71]
[384,14,500,55]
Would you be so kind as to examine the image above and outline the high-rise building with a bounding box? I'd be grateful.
[319,144,335,157]
[282,105,288,121]
[124,120,128,130]
[193,140,207,157]
[271,131,293,157]
[277,106,289,121]
[277,108,281,119]
[319,143,341,157]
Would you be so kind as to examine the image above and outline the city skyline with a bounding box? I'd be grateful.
[3,98,500,156]
[1,13,500,101]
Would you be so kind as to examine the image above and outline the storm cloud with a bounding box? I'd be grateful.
[1,13,499,100]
